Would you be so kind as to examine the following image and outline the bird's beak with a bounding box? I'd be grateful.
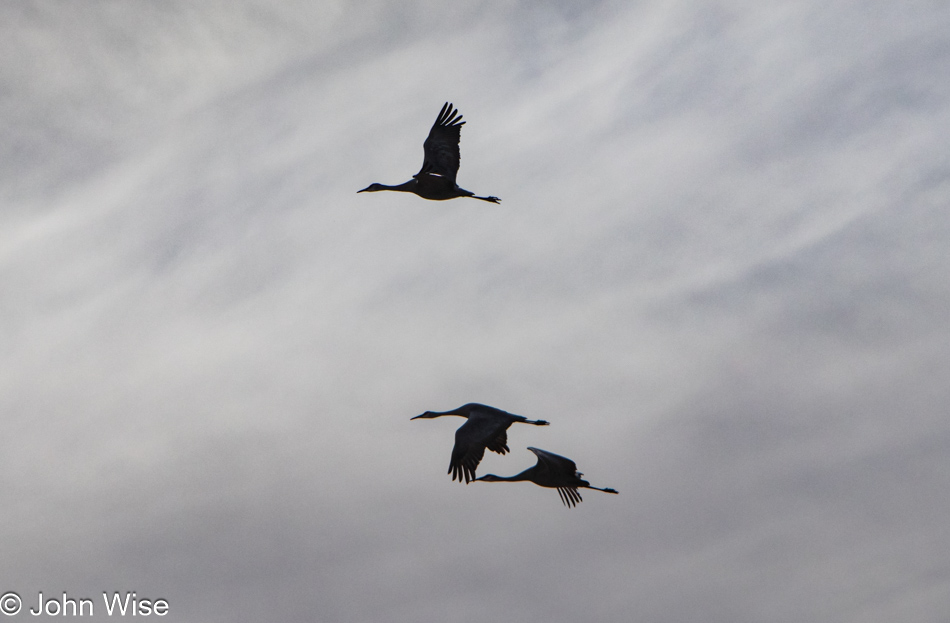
[410,414,424,420]
[357,185,372,193]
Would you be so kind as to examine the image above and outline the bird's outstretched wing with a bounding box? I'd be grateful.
[528,448,585,507]
[449,415,508,483]
[557,487,583,508]
[485,429,510,455]
[527,447,579,476]
[415,102,465,183]
[449,442,485,484]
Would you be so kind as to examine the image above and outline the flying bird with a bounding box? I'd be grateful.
[475,447,618,508]
[358,102,501,203]
[411,403,549,483]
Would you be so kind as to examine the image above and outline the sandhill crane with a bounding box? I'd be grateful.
[411,403,549,483]
[475,447,618,508]
[358,102,501,203]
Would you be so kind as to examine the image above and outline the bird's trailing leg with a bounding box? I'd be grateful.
[473,195,501,204]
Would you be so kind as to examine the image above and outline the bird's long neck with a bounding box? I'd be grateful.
[379,180,417,193]
[417,409,467,419]
[479,469,533,483]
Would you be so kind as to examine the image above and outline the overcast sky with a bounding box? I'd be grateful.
[2,1,949,621]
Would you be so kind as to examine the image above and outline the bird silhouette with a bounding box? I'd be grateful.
[411,403,548,483]
[358,102,501,203]
[475,447,618,508]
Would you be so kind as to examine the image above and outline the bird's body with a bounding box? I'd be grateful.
[358,103,500,203]
[411,403,548,483]
[475,447,618,508]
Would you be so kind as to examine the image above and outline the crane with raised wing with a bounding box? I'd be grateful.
[359,103,501,203]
